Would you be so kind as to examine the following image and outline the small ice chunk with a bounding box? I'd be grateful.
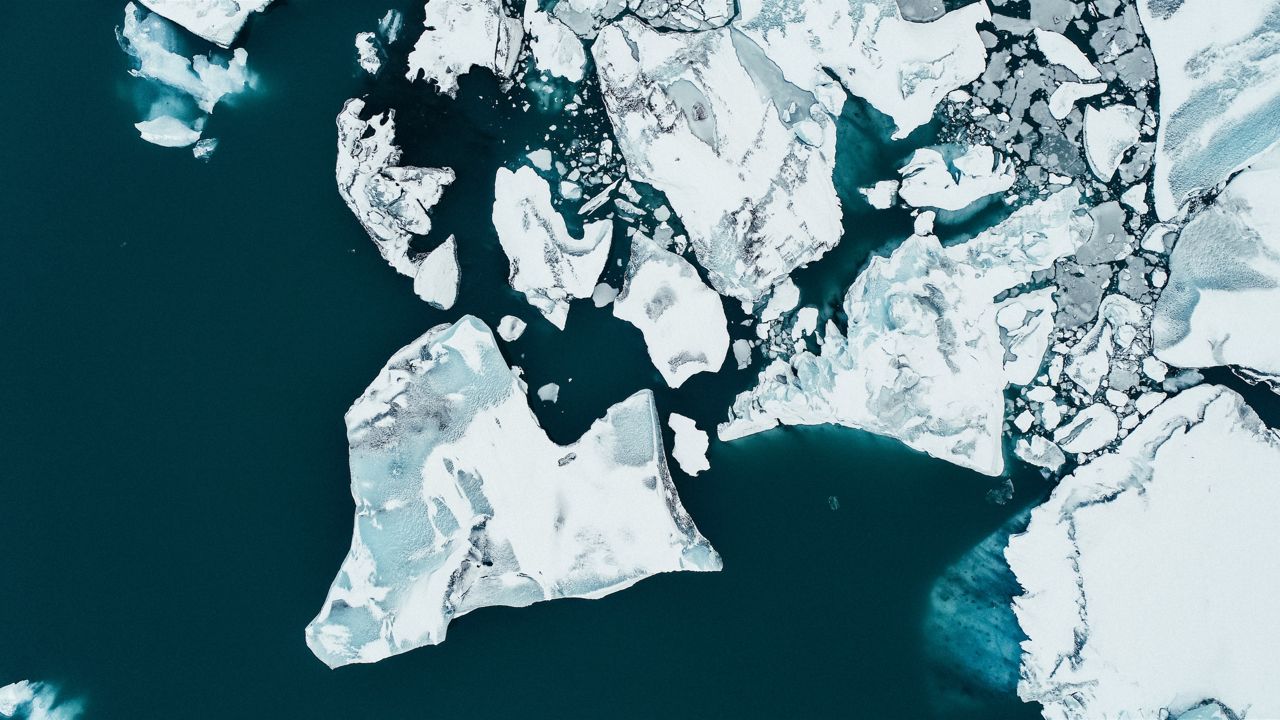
[1048,81,1107,120]
[355,31,382,74]
[412,236,459,310]
[668,413,710,476]
[913,210,936,235]
[590,282,618,307]
[1014,436,1066,472]
[1083,104,1143,181]
[614,233,729,387]
[759,279,800,323]
[792,307,819,339]
[135,115,202,147]
[732,338,753,369]
[191,137,218,160]
[1053,403,1119,454]
[493,166,612,329]
[527,148,553,171]
[861,180,899,209]
[537,382,560,403]
[1033,28,1100,80]
[997,290,1056,386]
[497,315,527,342]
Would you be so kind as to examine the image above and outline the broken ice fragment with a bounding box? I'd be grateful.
[1051,403,1118,455]
[536,382,560,403]
[1007,384,1280,719]
[613,233,729,388]
[524,4,586,82]
[497,315,527,342]
[898,145,1015,212]
[306,316,721,667]
[135,115,203,147]
[1047,81,1106,120]
[1083,104,1142,181]
[412,236,459,310]
[668,413,710,476]
[1033,28,1100,81]
[406,0,524,97]
[492,166,612,329]
[355,32,381,74]
[136,0,272,47]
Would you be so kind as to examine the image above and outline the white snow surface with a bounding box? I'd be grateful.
[668,413,710,476]
[355,31,381,74]
[1137,0,1280,218]
[525,5,586,82]
[720,189,1091,476]
[1083,104,1143,182]
[614,233,729,388]
[897,145,1015,212]
[335,98,456,284]
[306,316,721,667]
[1154,143,1280,379]
[1007,384,1280,720]
[492,166,612,329]
[497,315,527,342]
[413,236,459,310]
[406,0,524,97]
[136,0,271,47]
[1047,81,1106,120]
[1033,28,1099,81]
[134,116,203,147]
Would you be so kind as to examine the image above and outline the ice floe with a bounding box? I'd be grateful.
[1007,384,1280,720]
[1083,104,1142,181]
[412,236,460,310]
[1137,0,1280,218]
[613,232,729,388]
[306,316,721,667]
[136,0,271,47]
[497,315,527,342]
[406,0,524,97]
[897,145,1015,212]
[720,189,1091,476]
[667,413,710,476]
[1153,143,1280,382]
[524,4,586,82]
[492,166,612,329]
[335,98,457,292]
[0,680,82,720]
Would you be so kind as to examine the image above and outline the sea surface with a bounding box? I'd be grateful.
[1,2,1047,717]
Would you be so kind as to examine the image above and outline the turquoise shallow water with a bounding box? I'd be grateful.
[1,2,1044,717]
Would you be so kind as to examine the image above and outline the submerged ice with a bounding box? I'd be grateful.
[306,316,721,667]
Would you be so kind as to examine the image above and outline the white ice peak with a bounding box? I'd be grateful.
[306,316,721,667]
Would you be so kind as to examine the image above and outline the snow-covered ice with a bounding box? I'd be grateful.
[134,115,203,147]
[1033,28,1099,81]
[306,316,721,667]
[0,680,82,720]
[1154,143,1280,381]
[1137,0,1280,218]
[497,315,527,342]
[412,236,459,310]
[1047,81,1106,121]
[1051,402,1118,455]
[1007,384,1280,720]
[355,32,381,74]
[406,0,524,97]
[897,145,1015,212]
[1083,104,1142,182]
[136,0,271,47]
[492,166,612,329]
[524,5,586,82]
[536,382,560,403]
[667,413,710,476]
[720,189,1091,476]
[613,232,729,388]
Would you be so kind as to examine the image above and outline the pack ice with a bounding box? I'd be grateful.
[1007,384,1280,720]
[720,189,1091,476]
[306,316,721,667]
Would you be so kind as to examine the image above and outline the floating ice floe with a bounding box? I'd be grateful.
[897,145,1015,212]
[335,98,458,297]
[1047,81,1106,121]
[497,315,527,342]
[667,413,710,476]
[406,0,524,97]
[1083,104,1143,181]
[613,232,729,388]
[412,236,459,310]
[492,166,612,329]
[1007,384,1280,720]
[1153,143,1280,384]
[592,16,842,303]
[536,382,560,403]
[354,32,381,74]
[119,2,252,148]
[306,316,721,667]
[1033,28,1100,81]
[720,189,1091,476]
[524,4,586,82]
[1137,0,1280,218]
[136,0,271,47]
[0,680,83,720]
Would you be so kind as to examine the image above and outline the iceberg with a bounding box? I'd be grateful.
[1137,0,1280,218]
[412,236,459,310]
[1153,143,1280,381]
[667,413,710,476]
[134,115,203,147]
[720,189,1091,476]
[492,166,612,329]
[354,32,382,75]
[897,145,1015,212]
[306,316,721,667]
[1082,104,1143,182]
[406,0,524,97]
[335,98,457,291]
[1033,28,1100,81]
[136,0,272,47]
[592,17,842,302]
[1007,384,1280,720]
[613,232,729,388]
[497,315,527,342]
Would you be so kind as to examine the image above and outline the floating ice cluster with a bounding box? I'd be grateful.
[311,0,1280,710]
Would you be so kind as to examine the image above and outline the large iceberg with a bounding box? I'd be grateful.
[335,98,458,295]
[720,189,1091,476]
[136,0,272,47]
[306,316,721,667]
[613,232,729,388]
[1153,143,1280,381]
[1137,0,1280,218]
[592,16,842,302]
[406,0,524,97]
[1007,384,1280,719]
[492,166,612,329]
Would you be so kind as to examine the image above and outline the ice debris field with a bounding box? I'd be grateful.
[87,0,1280,717]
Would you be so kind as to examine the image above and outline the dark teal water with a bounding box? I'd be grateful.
[1,2,1043,717]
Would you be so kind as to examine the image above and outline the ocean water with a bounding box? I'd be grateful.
[0,2,1045,717]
